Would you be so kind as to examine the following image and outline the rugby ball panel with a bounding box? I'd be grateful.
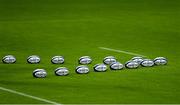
[27,55,40,64]
[131,57,144,64]
[55,67,69,76]
[2,55,16,64]
[110,62,124,70]
[141,59,154,67]
[154,59,167,65]
[103,58,116,65]
[94,64,107,72]
[33,69,47,78]
[51,56,64,64]
[75,65,89,74]
[131,57,143,60]
[125,61,139,69]
[103,56,117,65]
[154,57,167,65]
[79,56,92,64]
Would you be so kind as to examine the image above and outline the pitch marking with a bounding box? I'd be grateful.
[99,47,147,57]
[0,86,61,105]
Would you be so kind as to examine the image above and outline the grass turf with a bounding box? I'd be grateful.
[0,0,180,104]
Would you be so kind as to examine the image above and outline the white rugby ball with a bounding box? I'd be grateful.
[141,59,154,67]
[2,55,16,64]
[27,55,40,64]
[51,56,64,64]
[94,64,107,72]
[33,69,47,78]
[55,67,69,76]
[75,65,89,74]
[125,61,139,69]
[110,62,124,70]
[79,56,92,64]
[103,56,117,65]
[154,57,167,65]
[131,56,144,64]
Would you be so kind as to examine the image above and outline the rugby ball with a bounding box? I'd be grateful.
[75,65,89,74]
[33,69,47,78]
[125,61,139,69]
[141,59,154,67]
[2,55,16,64]
[51,56,64,64]
[94,64,107,72]
[27,55,40,64]
[103,56,117,65]
[154,57,167,65]
[110,62,124,70]
[55,67,69,76]
[79,56,92,64]
[131,56,144,64]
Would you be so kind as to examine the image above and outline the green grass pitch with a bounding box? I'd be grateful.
[0,0,180,104]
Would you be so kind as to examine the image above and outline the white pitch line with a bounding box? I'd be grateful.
[99,47,147,57]
[0,86,61,105]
